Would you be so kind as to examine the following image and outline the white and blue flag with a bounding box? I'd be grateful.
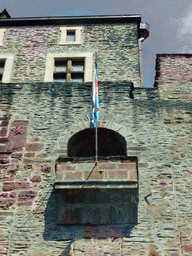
[90,62,100,128]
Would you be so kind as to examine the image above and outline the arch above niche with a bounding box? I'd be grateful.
[67,127,127,158]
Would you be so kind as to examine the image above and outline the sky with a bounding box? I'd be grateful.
[1,0,192,87]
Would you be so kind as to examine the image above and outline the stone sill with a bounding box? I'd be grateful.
[54,180,138,189]
[55,155,138,189]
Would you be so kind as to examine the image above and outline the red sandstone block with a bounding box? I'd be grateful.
[24,152,35,157]
[55,170,63,179]
[84,171,104,180]
[7,127,27,150]
[10,158,18,165]
[99,163,117,169]
[25,142,44,151]
[0,114,9,120]
[0,191,17,198]
[0,120,9,127]
[65,171,82,180]
[0,158,9,164]
[18,200,33,206]
[11,120,29,127]
[129,170,138,182]
[65,163,76,170]
[0,127,7,136]
[35,151,47,157]
[0,97,9,104]
[29,173,41,182]
[18,190,37,200]
[0,198,16,205]
[0,164,10,170]
[11,152,23,159]
[9,191,16,198]
[0,175,14,182]
[0,192,9,198]
[0,153,9,158]
[0,144,8,152]
[2,181,31,191]
[108,170,128,180]
[39,164,51,172]
[0,137,9,143]
[116,163,136,170]
[83,224,122,239]
[56,164,66,173]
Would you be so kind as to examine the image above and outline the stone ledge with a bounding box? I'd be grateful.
[0,210,14,215]
[54,180,138,189]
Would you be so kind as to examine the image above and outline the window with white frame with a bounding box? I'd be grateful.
[44,53,93,82]
[54,58,84,82]
[0,60,5,82]
[59,27,82,45]
[0,29,6,46]
[0,55,14,83]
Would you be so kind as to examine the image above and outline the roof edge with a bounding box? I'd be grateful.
[0,13,141,26]
[0,9,11,19]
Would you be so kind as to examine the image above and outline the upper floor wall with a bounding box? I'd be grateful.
[0,15,147,86]
[155,54,192,84]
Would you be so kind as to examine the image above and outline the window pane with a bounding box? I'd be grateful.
[55,60,67,72]
[54,73,66,82]
[67,31,75,42]
[0,67,3,74]
[73,61,84,71]
[71,73,84,82]
[0,61,4,74]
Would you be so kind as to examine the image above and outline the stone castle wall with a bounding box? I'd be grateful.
[0,23,140,85]
[155,54,192,84]
[0,81,191,255]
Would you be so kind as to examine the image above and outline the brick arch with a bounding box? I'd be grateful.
[67,127,127,157]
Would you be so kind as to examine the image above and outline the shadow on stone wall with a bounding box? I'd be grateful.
[43,187,138,255]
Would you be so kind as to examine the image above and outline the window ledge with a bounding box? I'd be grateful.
[55,156,138,189]
[55,180,138,189]
[59,42,81,45]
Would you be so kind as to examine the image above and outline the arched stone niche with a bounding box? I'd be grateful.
[67,127,127,157]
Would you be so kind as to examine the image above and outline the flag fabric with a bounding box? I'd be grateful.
[90,62,100,128]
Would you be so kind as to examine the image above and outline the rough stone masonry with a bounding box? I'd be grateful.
[0,12,192,256]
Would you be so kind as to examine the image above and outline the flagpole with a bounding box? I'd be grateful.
[95,52,98,163]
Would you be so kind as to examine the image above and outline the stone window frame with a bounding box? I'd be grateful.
[44,52,93,82]
[59,26,82,45]
[0,54,14,83]
[0,29,6,46]
[54,58,85,82]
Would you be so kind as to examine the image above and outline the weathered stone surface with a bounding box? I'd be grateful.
[18,190,37,200]
[25,142,44,151]
[24,152,35,157]
[0,120,9,127]
[0,127,7,136]
[6,126,27,151]
[155,54,192,83]
[84,170,105,180]
[2,181,31,191]
[0,137,9,143]
[0,18,191,255]
[1,24,140,85]
[11,120,29,127]
[39,164,50,172]
[65,171,82,180]
[11,152,23,159]
[29,173,41,182]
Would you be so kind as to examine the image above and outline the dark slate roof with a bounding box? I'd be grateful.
[0,9,11,19]
[0,13,141,26]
